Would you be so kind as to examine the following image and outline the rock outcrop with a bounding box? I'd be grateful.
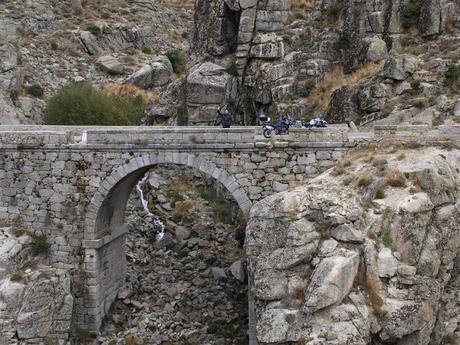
[0,228,73,344]
[245,146,460,344]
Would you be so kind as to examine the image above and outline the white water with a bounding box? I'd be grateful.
[135,173,165,241]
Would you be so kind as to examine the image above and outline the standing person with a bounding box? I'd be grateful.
[217,106,233,128]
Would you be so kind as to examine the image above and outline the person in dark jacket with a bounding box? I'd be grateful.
[218,108,233,128]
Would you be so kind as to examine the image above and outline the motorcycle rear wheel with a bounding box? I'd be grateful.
[263,128,272,138]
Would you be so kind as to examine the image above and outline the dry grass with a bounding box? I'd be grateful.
[397,153,406,160]
[159,0,195,7]
[387,170,406,188]
[357,172,374,188]
[10,271,24,282]
[302,266,313,279]
[331,158,351,176]
[291,0,315,10]
[103,83,157,106]
[308,61,385,112]
[354,263,386,318]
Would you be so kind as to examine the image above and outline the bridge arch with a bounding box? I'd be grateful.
[85,152,252,240]
[81,152,252,330]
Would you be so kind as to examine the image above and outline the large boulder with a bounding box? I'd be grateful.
[186,62,237,124]
[245,147,460,345]
[127,56,173,88]
[303,250,360,313]
[327,84,360,123]
[419,0,441,37]
[0,268,73,343]
[79,31,102,55]
[382,55,418,81]
[95,55,125,75]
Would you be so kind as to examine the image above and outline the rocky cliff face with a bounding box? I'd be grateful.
[0,0,193,125]
[188,0,460,126]
[245,146,459,344]
[1,0,458,127]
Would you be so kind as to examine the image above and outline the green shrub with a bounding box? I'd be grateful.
[26,83,44,98]
[44,82,144,125]
[86,23,100,36]
[166,49,187,74]
[327,2,343,19]
[166,190,185,206]
[225,62,239,76]
[375,188,386,199]
[444,64,460,89]
[9,88,21,103]
[181,31,188,39]
[402,3,420,29]
[31,234,50,256]
[76,328,93,344]
[142,47,153,55]
[213,203,231,220]
[50,41,58,50]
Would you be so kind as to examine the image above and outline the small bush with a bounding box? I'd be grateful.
[10,271,24,282]
[379,229,396,251]
[50,41,58,50]
[327,2,343,19]
[166,190,185,207]
[402,3,420,29]
[331,158,351,176]
[76,328,93,344]
[26,83,44,98]
[9,88,21,103]
[357,172,373,188]
[213,203,231,221]
[443,334,458,344]
[410,79,421,89]
[44,82,144,126]
[142,47,153,55]
[86,23,100,36]
[225,62,239,76]
[31,234,50,256]
[375,188,386,199]
[444,64,460,89]
[166,49,187,74]
[181,31,188,39]
[172,201,194,224]
[387,170,406,187]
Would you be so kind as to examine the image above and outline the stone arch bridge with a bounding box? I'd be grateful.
[0,125,353,331]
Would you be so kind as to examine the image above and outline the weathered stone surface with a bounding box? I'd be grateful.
[127,56,173,88]
[245,147,460,345]
[230,260,245,282]
[331,224,365,243]
[382,55,418,81]
[378,247,398,278]
[79,31,102,55]
[95,55,125,75]
[0,268,73,342]
[398,192,434,213]
[303,251,360,313]
[366,37,388,62]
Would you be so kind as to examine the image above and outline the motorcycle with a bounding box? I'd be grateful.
[305,117,328,128]
[262,117,294,138]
